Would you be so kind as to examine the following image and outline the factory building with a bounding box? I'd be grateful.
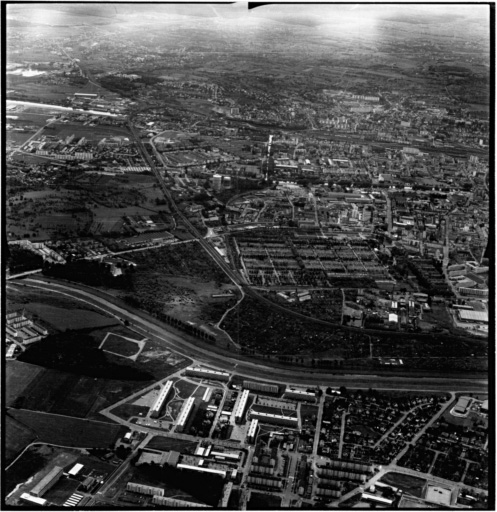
[31,466,64,497]
[176,397,195,432]
[242,380,279,394]
[186,367,230,382]
[249,411,299,428]
[234,389,250,424]
[246,419,259,444]
[150,380,173,418]
[457,310,488,323]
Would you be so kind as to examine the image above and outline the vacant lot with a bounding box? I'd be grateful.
[7,409,126,448]
[146,435,199,454]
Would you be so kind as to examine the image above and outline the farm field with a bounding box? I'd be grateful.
[5,415,38,466]
[7,409,127,448]
[5,360,45,406]
[6,358,161,422]
[7,74,81,101]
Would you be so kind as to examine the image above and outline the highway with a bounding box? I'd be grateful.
[11,278,488,394]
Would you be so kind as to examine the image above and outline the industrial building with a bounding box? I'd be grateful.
[210,451,240,462]
[136,449,180,467]
[242,380,279,394]
[68,463,84,476]
[20,493,47,507]
[126,482,164,497]
[234,389,250,424]
[246,419,259,444]
[456,310,488,324]
[176,397,195,432]
[284,388,316,402]
[31,466,64,497]
[249,411,299,428]
[186,367,230,382]
[362,493,394,506]
[150,380,173,418]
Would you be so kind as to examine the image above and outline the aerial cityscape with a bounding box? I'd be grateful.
[4,2,491,510]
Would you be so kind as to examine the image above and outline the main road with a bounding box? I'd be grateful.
[11,278,488,394]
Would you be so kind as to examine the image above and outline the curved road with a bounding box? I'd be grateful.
[13,278,488,393]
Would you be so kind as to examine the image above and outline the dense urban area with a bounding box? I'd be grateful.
[4,3,491,510]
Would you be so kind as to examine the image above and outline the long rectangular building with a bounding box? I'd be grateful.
[176,397,195,432]
[126,482,164,496]
[177,464,226,478]
[20,493,47,506]
[234,389,250,424]
[150,381,173,418]
[31,466,64,497]
[246,419,258,444]
[284,388,316,402]
[243,380,279,394]
[249,411,298,428]
[186,367,230,382]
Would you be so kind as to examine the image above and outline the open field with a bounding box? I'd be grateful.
[7,356,160,422]
[7,409,127,448]
[6,360,45,406]
[24,302,119,331]
[5,415,38,466]
[41,122,130,143]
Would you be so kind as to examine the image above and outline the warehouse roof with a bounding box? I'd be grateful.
[458,310,488,322]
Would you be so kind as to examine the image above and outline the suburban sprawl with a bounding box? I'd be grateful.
[4,3,491,510]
